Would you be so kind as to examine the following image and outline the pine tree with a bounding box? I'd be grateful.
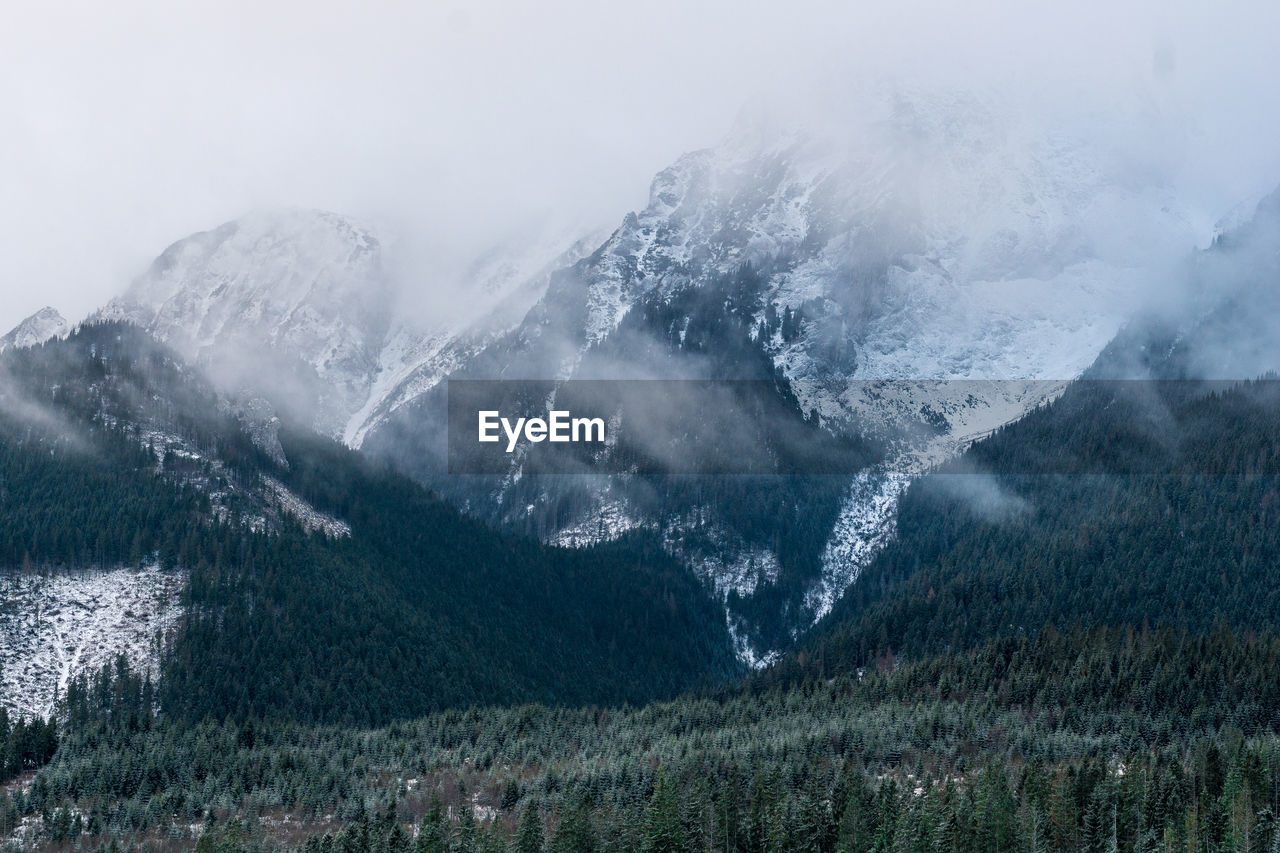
[550,797,596,853]
[415,796,448,853]
[514,802,545,853]
[455,807,478,853]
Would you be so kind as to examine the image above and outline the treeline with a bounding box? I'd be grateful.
[124,743,1280,853]
[37,736,1280,853]
[768,622,1280,734]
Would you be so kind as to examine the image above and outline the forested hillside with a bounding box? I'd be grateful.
[0,323,737,725]
[16,626,1280,853]
[795,374,1280,669]
[367,263,879,655]
[767,190,1280,678]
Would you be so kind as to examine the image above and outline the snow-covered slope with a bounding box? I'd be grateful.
[96,208,599,446]
[363,86,1206,664]
[0,565,182,720]
[0,307,69,353]
[342,225,604,447]
[97,209,393,437]
[447,88,1194,387]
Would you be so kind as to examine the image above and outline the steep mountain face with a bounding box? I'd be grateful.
[97,210,394,437]
[0,324,736,724]
[785,187,1280,674]
[96,209,600,447]
[0,307,69,352]
[87,88,1208,668]
[362,89,1203,663]
[340,225,604,447]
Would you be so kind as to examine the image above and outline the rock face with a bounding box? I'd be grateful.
[92,87,1208,666]
[97,209,394,437]
[361,87,1203,663]
[0,307,69,352]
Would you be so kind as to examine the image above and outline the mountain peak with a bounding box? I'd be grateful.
[97,208,393,436]
[0,306,69,352]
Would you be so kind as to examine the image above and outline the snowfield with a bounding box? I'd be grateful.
[0,564,183,721]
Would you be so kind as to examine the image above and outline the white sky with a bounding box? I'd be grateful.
[3,0,1279,332]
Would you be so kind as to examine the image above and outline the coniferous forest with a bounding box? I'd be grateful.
[4,230,1280,853]
[11,4,1280,851]
[17,627,1280,853]
[0,324,738,727]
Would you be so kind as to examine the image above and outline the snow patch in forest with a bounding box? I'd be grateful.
[261,476,351,538]
[547,500,644,547]
[0,565,183,721]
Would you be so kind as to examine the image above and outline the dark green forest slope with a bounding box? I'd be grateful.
[0,323,737,725]
[789,376,1280,671]
[785,191,1280,677]
[364,264,878,653]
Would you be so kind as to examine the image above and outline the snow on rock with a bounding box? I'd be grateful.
[548,499,645,547]
[221,395,288,466]
[0,565,183,721]
[728,614,780,671]
[809,467,906,624]
[262,475,351,538]
[0,307,69,353]
[97,209,394,437]
[135,427,350,538]
[343,225,607,447]
[691,545,781,601]
[808,379,1069,625]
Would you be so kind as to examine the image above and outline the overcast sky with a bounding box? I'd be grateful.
[3,0,1279,332]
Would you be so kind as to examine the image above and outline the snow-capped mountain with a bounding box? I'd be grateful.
[0,307,69,352]
[88,86,1211,667]
[96,208,601,446]
[362,86,1206,663]
[96,209,394,437]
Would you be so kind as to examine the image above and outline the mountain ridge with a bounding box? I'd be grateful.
[84,87,1217,667]
[0,322,738,724]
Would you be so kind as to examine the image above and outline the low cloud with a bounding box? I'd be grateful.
[3,0,1279,334]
